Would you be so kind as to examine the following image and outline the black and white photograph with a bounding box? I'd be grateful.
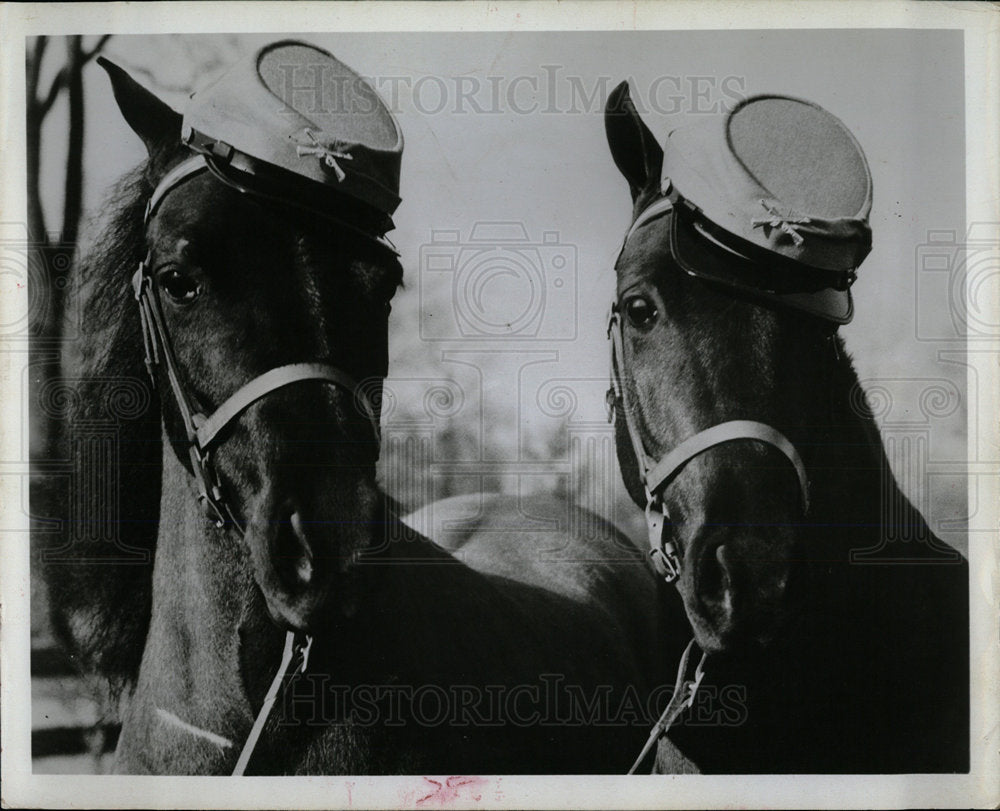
[1,2,997,808]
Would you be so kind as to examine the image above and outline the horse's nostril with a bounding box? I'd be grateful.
[697,541,726,600]
[291,512,314,584]
[715,544,731,582]
[708,539,790,613]
[274,507,314,588]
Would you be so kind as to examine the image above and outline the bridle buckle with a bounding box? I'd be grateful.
[198,493,228,530]
[645,495,680,583]
[188,444,230,530]
[649,546,681,583]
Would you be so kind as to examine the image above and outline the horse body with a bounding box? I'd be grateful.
[604,83,968,774]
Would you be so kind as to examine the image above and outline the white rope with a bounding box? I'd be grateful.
[627,638,705,774]
[232,631,312,775]
[155,707,234,750]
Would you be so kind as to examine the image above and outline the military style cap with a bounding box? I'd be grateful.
[180,40,403,245]
[662,95,872,323]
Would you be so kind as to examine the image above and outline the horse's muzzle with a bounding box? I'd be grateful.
[681,526,792,654]
[245,480,376,632]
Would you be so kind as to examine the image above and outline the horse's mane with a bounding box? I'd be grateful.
[45,162,162,692]
[825,333,942,548]
[830,335,884,451]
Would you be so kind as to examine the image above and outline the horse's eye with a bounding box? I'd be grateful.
[624,295,658,330]
[158,269,201,303]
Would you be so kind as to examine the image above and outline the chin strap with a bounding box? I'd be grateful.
[628,637,706,774]
[232,631,313,776]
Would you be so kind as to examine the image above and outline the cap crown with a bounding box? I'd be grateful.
[182,40,403,220]
[663,95,872,272]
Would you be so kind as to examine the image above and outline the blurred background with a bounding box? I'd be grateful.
[23,30,969,772]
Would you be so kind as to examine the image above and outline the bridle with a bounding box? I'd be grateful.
[611,191,812,774]
[607,191,811,584]
[135,153,382,530]
[134,151,383,775]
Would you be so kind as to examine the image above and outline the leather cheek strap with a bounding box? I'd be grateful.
[607,309,656,486]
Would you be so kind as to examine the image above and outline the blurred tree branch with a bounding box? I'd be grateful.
[25,34,112,462]
[26,37,49,244]
[62,36,86,249]
[26,35,111,246]
[37,36,111,118]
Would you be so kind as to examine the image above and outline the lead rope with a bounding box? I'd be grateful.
[628,638,706,774]
[232,630,313,775]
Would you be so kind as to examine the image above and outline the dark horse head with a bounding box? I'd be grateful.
[603,84,875,656]
[55,47,404,683]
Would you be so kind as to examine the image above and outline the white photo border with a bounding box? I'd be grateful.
[1,2,996,808]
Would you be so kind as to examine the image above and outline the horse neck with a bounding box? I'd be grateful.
[124,444,505,773]
[787,335,955,631]
[322,518,522,683]
[799,337,912,528]
[117,440,276,774]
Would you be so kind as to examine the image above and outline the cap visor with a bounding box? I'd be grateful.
[668,210,853,325]
[199,150,399,256]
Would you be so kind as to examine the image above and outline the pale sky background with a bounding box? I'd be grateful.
[36,29,968,550]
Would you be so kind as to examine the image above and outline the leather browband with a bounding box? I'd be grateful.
[144,155,210,224]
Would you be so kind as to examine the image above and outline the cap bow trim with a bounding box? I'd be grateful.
[751,199,812,246]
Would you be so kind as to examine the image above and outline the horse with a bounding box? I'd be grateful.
[38,55,671,775]
[602,82,969,774]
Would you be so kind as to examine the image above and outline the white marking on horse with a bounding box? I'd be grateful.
[155,707,234,749]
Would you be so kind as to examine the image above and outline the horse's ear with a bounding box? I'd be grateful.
[97,57,181,156]
[605,81,663,202]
